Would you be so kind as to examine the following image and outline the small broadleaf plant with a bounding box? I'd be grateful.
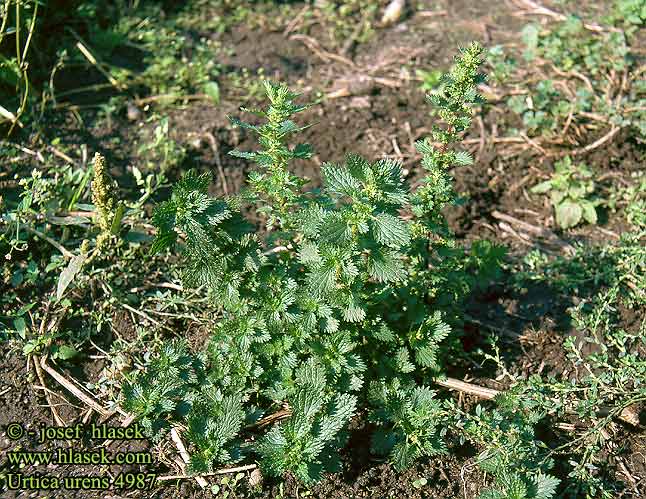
[531,156,599,229]
[126,42,504,482]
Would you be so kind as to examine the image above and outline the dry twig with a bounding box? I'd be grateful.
[569,126,620,156]
[290,34,356,67]
[511,0,616,33]
[32,355,66,426]
[170,427,208,489]
[158,464,258,482]
[202,132,229,195]
[435,377,500,400]
[23,226,74,259]
[491,210,575,254]
[39,355,110,417]
[134,93,211,106]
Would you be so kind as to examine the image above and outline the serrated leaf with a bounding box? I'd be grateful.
[414,345,438,369]
[477,489,506,499]
[150,230,177,254]
[308,264,337,297]
[373,323,396,342]
[278,120,305,135]
[228,116,258,131]
[323,164,362,197]
[325,316,339,333]
[367,249,406,283]
[394,347,415,373]
[414,138,435,155]
[299,242,322,265]
[343,304,366,323]
[454,150,474,166]
[500,472,528,498]
[371,213,410,248]
[319,213,352,245]
[300,205,326,237]
[531,472,560,499]
[391,441,416,471]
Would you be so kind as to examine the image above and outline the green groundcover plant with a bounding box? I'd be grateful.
[123,43,507,483]
[489,2,645,143]
[531,157,599,229]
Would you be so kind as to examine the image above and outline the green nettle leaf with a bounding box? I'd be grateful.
[410,312,451,372]
[478,490,506,499]
[454,150,474,166]
[555,200,582,228]
[323,164,363,197]
[394,347,416,373]
[498,473,528,498]
[257,361,357,483]
[122,340,204,442]
[371,212,410,248]
[187,392,244,473]
[308,263,337,297]
[369,382,447,470]
[367,249,406,283]
[319,212,353,245]
[299,242,322,265]
[373,323,396,343]
[343,303,366,323]
[530,472,560,499]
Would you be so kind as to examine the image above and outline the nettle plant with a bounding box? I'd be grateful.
[531,157,598,229]
[126,43,504,482]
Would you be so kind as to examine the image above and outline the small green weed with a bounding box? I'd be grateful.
[494,3,645,146]
[531,157,599,229]
[607,172,646,229]
[137,116,186,173]
[0,0,39,132]
[454,394,559,499]
[416,69,443,93]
